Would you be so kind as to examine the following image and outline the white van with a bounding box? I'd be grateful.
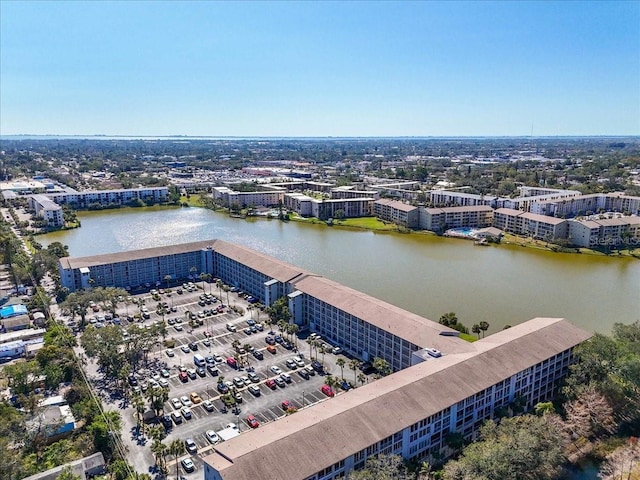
[226,323,237,332]
[194,353,205,367]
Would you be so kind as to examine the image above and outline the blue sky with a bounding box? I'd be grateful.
[1,1,638,136]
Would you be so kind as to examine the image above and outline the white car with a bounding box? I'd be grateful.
[270,365,282,375]
[171,397,182,409]
[205,429,220,444]
[293,357,305,368]
[180,395,192,407]
[241,376,252,386]
[166,348,175,357]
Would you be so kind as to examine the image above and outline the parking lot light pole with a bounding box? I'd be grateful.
[302,391,305,407]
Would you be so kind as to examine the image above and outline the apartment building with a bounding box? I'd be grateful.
[568,216,640,248]
[46,187,168,208]
[530,192,640,218]
[428,190,499,208]
[203,318,590,480]
[492,208,567,240]
[331,186,379,200]
[284,193,314,217]
[373,199,420,228]
[419,205,493,233]
[501,190,581,213]
[58,240,591,479]
[310,198,373,220]
[212,187,285,208]
[28,194,64,227]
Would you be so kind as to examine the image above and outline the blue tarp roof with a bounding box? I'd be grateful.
[0,304,28,318]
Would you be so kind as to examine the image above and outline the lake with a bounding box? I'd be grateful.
[39,206,640,334]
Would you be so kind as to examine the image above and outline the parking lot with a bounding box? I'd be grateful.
[89,282,357,477]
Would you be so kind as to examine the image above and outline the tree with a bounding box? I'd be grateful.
[145,386,170,417]
[169,438,184,480]
[478,321,490,338]
[349,358,360,385]
[439,312,458,327]
[266,296,291,328]
[164,274,172,289]
[336,358,346,379]
[472,324,481,338]
[348,454,411,480]
[442,415,565,480]
[372,357,392,377]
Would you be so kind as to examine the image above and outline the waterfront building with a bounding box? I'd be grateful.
[501,190,581,213]
[45,187,168,208]
[492,208,567,240]
[27,194,64,227]
[58,240,591,479]
[310,197,373,220]
[373,199,420,228]
[419,205,493,233]
[529,192,640,218]
[202,318,590,480]
[212,187,285,208]
[284,193,314,217]
[568,216,640,248]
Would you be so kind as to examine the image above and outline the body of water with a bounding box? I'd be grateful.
[39,206,640,334]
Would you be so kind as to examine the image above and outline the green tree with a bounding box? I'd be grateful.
[472,324,481,338]
[348,454,411,480]
[169,438,185,480]
[478,321,490,338]
[336,358,346,379]
[442,415,564,480]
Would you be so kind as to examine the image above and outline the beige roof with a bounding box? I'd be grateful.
[520,212,567,225]
[59,240,218,270]
[291,274,473,352]
[440,205,493,213]
[374,198,417,212]
[213,240,309,283]
[204,318,591,480]
[494,208,523,216]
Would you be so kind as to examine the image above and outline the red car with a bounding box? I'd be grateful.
[246,415,260,428]
[265,379,277,389]
[178,372,188,382]
[321,384,335,397]
[281,400,292,410]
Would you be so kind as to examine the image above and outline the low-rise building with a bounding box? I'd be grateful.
[373,199,420,228]
[419,205,493,232]
[568,216,640,248]
[28,194,64,227]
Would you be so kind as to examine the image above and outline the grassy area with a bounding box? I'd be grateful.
[180,193,204,207]
[459,333,479,342]
[291,214,402,232]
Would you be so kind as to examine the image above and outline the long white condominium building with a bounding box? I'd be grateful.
[45,187,168,208]
[58,240,591,479]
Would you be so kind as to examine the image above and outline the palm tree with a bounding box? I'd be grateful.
[349,359,359,385]
[288,323,300,348]
[151,439,168,473]
[479,321,490,338]
[319,344,326,367]
[199,272,208,292]
[168,439,184,480]
[357,373,367,386]
[216,279,223,301]
[472,324,481,338]
[164,274,172,290]
[189,266,197,281]
[373,357,392,376]
[132,393,145,431]
[336,358,346,380]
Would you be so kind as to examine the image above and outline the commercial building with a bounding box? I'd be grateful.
[59,240,591,479]
[373,199,420,228]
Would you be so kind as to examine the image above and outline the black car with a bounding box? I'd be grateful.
[188,342,198,351]
[298,369,310,380]
[311,361,324,373]
[252,350,264,360]
[217,382,229,393]
[359,362,376,374]
[128,375,138,386]
[207,364,219,376]
[161,414,173,429]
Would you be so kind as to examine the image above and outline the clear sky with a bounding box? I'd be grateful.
[1,1,638,137]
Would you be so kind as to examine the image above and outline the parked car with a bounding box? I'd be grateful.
[252,350,264,360]
[321,384,335,397]
[205,430,220,444]
[187,369,197,379]
[298,369,309,380]
[246,415,260,428]
[178,371,188,382]
[180,395,192,407]
[207,364,219,376]
[265,379,276,390]
[171,411,183,424]
[267,345,277,354]
[185,438,197,454]
[161,414,173,429]
[247,372,259,383]
[248,384,261,396]
[281,400,292,410]
[270,365,282,375]
[280,372,292,383]
[285,359,297,369]
[181,457,195,473]
[274,377,286,388]
[181,406,192,419]
[181,345,191,354]
[166,348,175,357]
[190,392,202,404]
[203,400,214,412]
[293,357,305,368]
[171,397,182,409]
